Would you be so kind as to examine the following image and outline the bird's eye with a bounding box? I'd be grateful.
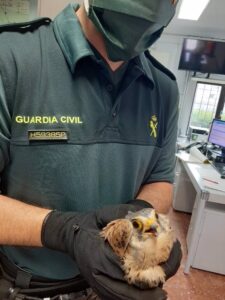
[132,219,143,231]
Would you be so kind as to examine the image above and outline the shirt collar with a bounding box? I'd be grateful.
[53,3,155,88]
[133,53,155,89]
[53,4,94,73]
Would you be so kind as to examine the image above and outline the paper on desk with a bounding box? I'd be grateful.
[203,177,225,193]
[189,146,209,163]
[191,163,225,192]
[176,151,204,163]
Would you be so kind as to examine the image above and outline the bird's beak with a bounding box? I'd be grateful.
[144,219,159,237]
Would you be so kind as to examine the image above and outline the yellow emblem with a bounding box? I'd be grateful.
[149,115,158,138]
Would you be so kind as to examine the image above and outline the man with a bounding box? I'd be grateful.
[0,0,181,299]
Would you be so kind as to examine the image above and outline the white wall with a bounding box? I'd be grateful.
[38,0,82,18]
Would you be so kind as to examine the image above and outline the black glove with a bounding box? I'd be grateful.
[41,200,181,300]
[41,199,151,255]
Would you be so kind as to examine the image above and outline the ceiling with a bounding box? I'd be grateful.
[165,0,225,40]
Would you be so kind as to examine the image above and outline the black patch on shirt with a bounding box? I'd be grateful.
[28,130,69,141]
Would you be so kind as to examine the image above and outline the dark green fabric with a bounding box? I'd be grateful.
[89,0,176,25]
[87,7,164,61]
[0,77,10,173]
[90,44,129,85]
[0,4,179,280]
[89,43,129,99]
[86,0,177,61]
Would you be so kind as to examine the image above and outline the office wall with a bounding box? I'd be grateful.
[38,0,82,18]
[151,34,225,135]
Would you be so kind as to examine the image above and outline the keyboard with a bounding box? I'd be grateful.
[211,161,225,175]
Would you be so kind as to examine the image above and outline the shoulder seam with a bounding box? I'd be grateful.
[144,50,176,81]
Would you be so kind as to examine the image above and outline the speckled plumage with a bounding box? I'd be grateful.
[101,208,175,288]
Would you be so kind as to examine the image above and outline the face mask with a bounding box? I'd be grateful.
[84,0,178,61]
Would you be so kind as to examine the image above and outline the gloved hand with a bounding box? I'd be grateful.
[41,200,181,300]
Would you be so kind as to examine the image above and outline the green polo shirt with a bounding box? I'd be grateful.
[0,4,179,280]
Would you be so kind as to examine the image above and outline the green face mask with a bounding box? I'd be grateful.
[85,0,178,61]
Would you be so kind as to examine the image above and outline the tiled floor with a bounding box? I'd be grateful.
[164,209,225,300]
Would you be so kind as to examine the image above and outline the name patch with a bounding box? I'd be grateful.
[28,130,69,141]
[15,116,83,124]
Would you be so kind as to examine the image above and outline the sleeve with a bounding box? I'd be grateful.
[146,79,179,184]
[0,74,11,176]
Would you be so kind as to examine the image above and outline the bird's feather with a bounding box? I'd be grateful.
[100,219,133,257]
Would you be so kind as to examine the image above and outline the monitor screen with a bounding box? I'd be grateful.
[208,119,225,148]
[178,38,225,75]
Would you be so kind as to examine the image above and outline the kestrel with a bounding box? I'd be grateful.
[101,208,175,289]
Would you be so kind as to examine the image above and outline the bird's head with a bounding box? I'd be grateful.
[128,208,162,238]
[101,208,172,258]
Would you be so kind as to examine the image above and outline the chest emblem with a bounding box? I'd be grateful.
[149,115,158,139]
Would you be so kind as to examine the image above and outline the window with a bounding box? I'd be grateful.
[189,82,225,130]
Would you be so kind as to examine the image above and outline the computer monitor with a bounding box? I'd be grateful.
[208,119,225,153]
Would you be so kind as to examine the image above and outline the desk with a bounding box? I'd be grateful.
[173,152,202,213]
[173,153,225,275]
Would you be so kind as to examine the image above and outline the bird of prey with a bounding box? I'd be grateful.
[101,208,175,289]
